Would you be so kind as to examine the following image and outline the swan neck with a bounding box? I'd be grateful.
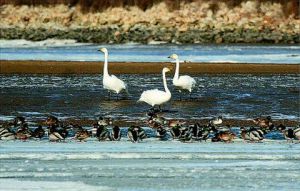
[174,58,180,80]
[103,53,109,77]
[163,70,170,94]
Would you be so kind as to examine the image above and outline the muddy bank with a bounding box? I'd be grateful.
[0,60,299,74]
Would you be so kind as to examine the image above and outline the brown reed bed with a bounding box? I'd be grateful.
[0,0,298,16]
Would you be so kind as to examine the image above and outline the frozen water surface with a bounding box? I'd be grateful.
[0,139,300,191]
[0,40,300,63]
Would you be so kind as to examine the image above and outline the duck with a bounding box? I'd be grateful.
[0,126,15,140]
[168,54,196,100]
[277,124,300,142]
[147,113,186,129]
[127,125,147,143]
[48,125,64,142]
[98,116,113,126]
[170,124,182,139]
[12,116,26,126]
[138,67,171,110]
[90,123,99,137]
[45,116,59,127]
[209,116,223,126]
[15,123,32,140]
[110,126,121,141]
[99,48,127,99]
[57,125,70,139]
[240,127,265,142]
[31,125,45,139]
[96,125,110,141]
[212,131,236,143]
[74,125,90,142]
[191,123,214,141]
[178,126,192,142]
[156,125,168,140]
[252,116,274,130]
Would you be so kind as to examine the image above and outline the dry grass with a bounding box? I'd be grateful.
[0,0,298,16]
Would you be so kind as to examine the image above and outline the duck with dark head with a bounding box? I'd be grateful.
[191,123,215,141]
[31,125,45,139]
[98,116,113,127]
[155,124,168,140]
[277,124,300,143]
[0,124,15,140]
[252,116,274,131]
[240,127,265,142]
[127,125,146,143]
[170,124,182,139]
[178,126,192,142]
[96,124,110,141]
[110,125,121,141]
[46,116,65,142]
[73,124,90,142]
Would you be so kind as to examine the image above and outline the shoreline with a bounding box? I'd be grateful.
[1,27,300,44]
[1,60,299,74]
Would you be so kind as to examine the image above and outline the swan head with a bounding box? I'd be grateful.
[168,54,178,60]
[163,67,170,73]
[98,48,108,54]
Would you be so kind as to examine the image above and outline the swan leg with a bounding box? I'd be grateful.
[108,91,111,100]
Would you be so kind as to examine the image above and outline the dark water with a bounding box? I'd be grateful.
[0,74,299,122]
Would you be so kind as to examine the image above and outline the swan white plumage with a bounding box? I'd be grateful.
[138,67,171,107]
[169,54,196,93]
[99,48,127,95]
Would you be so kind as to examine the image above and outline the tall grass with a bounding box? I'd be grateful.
[0,0,298,16]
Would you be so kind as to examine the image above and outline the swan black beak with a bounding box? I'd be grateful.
[167,56,171,58]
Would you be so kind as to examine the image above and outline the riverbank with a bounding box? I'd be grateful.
[1,1,299,44]
[1,60,299,74]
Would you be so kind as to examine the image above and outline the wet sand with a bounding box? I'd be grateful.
[1,60,299,74]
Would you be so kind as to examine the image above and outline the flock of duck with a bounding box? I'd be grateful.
[1,47,299,143]
[0,114,299,143]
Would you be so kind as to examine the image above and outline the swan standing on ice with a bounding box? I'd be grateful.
[99,48,127,99]
[138,67,171,110]
[169,54,196,100]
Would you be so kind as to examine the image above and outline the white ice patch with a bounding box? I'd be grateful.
[0,39,91,48]
[0,179,113,191]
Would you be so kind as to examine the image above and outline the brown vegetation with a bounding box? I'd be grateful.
[0,0,299,16]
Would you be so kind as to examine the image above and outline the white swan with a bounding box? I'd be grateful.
[99,48,127,97]
[169,54,196,95]
[138,67,171,107]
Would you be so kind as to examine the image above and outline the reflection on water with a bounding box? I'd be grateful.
[0,74,299,121]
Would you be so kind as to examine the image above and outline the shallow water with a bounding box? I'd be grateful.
[0,40,300,63]
[0,74,299,122]
[0,140,300,191]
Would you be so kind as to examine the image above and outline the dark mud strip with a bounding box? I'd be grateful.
[1,60,300,74]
